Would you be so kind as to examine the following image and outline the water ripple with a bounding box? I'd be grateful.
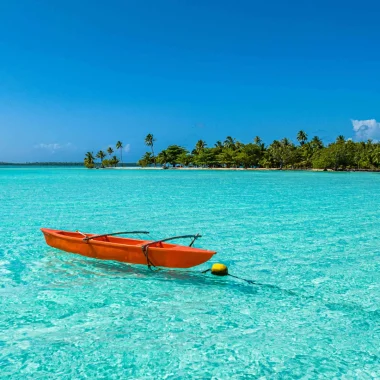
[1,168,380,378]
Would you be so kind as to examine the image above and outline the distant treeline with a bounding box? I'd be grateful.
[137,132,380,170]
[1,162,137,167]
[0,162,83,166]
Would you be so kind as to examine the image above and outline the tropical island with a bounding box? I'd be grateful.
[84,131,380,171]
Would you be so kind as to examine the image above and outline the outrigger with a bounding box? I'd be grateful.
[41,228,216,268]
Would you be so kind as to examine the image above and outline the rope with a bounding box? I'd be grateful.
[227,273,258,285]
[141,245,157,271]
[201,268,299,296]
[201,269,258,285]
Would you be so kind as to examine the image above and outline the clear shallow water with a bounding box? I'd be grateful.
[1,168,380,378]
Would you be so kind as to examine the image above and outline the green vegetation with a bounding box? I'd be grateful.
[84,152,96,168]
[116,141,123,164]
[84,141,123,168]
[95,150,106,168]
[83,132,380,170]
[107,147,114,157]
[137,131,380,170]
[144,134,156,166]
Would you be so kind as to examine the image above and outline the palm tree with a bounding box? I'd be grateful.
[216,148,235,168]
[224,136,236,149]
[111,155,120,167]
[156,150,168,167]
[213,140,223,155]
[145,133,156,166]
[85,152,95,162]
[253,136,265,152]
[195,139,207,153]
[372,147,380,167]
[336,135,345,143]
[310,136,323,149]
[107,147,114,157]
[141,152,153,167]
[297,130,308,145]
[116,141,123,166]
[84,152,95,168]
[96,150,106,167]
[177,152,192,166]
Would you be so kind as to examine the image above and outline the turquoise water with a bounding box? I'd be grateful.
[1,168,380,378]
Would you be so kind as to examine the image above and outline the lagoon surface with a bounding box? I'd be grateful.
[1,168,380,378]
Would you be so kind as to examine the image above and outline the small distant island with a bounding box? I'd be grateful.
[84,131,380,171]
[0,162,136,167]
[0,162,84,166]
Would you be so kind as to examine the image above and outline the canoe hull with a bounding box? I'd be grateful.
[41,228,216,268]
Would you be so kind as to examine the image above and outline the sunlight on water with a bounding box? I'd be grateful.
[1,168,380,378]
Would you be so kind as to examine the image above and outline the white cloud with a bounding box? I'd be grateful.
[34,142,73,153]
[124,144,130,153]
[351,119,380,141]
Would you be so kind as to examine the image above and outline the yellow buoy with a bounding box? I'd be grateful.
[211,263,228,276]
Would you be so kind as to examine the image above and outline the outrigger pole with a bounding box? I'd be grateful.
[141,234,202,250]
[141,234,202,269]
[83,231,150,242]
[81,231,202,269]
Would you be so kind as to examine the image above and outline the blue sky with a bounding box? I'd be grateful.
[1,0,380,162]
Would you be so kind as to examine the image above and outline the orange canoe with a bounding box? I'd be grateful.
[41,228,216,268]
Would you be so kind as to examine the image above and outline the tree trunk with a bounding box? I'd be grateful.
[152,146,156,167]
